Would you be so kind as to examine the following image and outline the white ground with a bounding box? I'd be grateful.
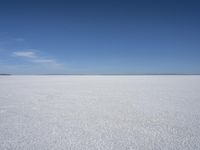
[0,75,200,150]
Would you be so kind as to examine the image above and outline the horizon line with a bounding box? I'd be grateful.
[1,73,200,76]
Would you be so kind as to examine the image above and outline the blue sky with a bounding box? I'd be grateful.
[0,0,200,74]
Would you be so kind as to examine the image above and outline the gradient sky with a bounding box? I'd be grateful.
[0,0,200,74]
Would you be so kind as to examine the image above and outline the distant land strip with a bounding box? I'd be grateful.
[0,74,12,75]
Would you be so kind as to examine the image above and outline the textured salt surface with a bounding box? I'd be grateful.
[0,75,200,150]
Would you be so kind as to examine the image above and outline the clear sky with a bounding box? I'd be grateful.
[0,0,200,74]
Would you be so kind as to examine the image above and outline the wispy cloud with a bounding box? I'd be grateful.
[12,51,36,58]
[33,59,56,63]
[32,58,62,66]
[12,50,62,66]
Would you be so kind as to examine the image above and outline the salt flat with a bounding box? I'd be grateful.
[0,75,200,150]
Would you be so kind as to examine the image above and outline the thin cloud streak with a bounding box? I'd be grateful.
[33,59,56,63]
[12,51,36,58]
[12,51,62,66]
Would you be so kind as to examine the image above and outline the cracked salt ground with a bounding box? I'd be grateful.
[0,75,200,150]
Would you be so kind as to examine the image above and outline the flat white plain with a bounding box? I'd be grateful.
[0,75,200,150]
